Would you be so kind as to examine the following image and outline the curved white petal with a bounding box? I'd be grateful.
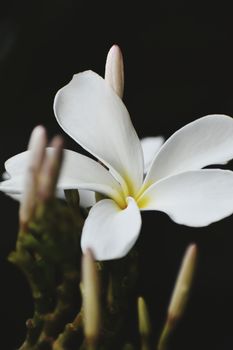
[0,149,125,206]
[3,189,73,203]
[4,193,22,201]
[0,176,24,193]
[141,136,164,173]
[144,115,233,186]
[81,197,141,260]
[54,71,144,196]
[4,187,95,208]
[2,172,10,180]
[5,152,29,177]
[139,169,233,227]
[4,151,96,208]
[79,190,96,208]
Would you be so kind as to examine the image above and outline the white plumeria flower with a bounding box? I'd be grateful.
[2,72,233,260]
[54,72,233,259]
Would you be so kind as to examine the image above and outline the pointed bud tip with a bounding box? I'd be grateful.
[83,248,96,262]
[50,135,64,149]
[186,243,198,260]
[167,243,198,324]
[108,44,122,55]
[28,125,47,150]
[105,44,124,98]
[137,296,151,336]
[20,125,47,225]
[106,44,123,68]
[138,296,144,306]
[31,125,46,139]
[189,243,197,252]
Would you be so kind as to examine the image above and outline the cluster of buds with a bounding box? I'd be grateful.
[19,126,64,230]
[81,240,198,350]
[7,116,198,349]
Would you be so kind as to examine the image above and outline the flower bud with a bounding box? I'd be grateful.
[158,244,197,350]
[82,249,100,345]
[38,136,63,201]
[105,44,124,98]
[19,125,47,228]
[138,296,151,337]
[168,244,197,324]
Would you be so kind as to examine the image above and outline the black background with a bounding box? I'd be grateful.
[1,1,233,349]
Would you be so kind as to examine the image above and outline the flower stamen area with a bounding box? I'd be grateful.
[136,194,150,209]
[113,178,151,210]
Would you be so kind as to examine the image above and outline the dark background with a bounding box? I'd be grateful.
[1,1,233,349]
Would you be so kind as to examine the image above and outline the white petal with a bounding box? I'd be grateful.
[139,169,233,227]
[2,188,95,210]
[4,193,22,201]
[2,172,10,180]
[140,136,164,173]
[144,115,233,186]
[79,190,96,208]
[81,197,141,260]
[0,176,24,193]
[5,151,29,177]
[0,149,125,206]
[54,71,144,196]
[59,150,124,203]
[6,188,95,209]
[4,189,67,203]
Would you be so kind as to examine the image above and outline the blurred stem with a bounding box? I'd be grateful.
[141,339,151,350]
[52,312,83,350]
[9,199,83,350]
[157,322,171,350]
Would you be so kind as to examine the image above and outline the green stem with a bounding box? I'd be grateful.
[157,322,172,350]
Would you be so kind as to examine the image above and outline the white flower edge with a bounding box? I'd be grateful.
[139,169,233,226]
[140,136,164,173]
[81,197,141,260]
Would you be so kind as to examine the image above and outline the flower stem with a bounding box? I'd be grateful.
[157,322,171,350]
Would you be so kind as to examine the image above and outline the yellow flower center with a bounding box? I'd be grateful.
[114,176,152,210]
